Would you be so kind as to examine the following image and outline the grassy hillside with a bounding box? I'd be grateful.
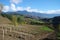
[0,15,12,24]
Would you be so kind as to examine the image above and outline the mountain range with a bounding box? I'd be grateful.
[4,10,60,19]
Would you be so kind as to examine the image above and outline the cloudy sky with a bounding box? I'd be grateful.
[0,0,60,14]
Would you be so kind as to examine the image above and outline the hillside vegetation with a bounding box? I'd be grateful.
[0,13,53,32]
[0,13,55,40]
[1,13,45,25]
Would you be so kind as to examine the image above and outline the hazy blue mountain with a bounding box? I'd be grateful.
[4,10,60,18]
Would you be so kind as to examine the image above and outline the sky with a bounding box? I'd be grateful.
[0,0,60,14]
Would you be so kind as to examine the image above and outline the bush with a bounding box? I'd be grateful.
[17,16,26,25]
[30,19,44,25]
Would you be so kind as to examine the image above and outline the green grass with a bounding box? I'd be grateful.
[40,26,53,32]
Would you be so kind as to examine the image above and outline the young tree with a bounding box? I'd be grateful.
[12,15,18,26]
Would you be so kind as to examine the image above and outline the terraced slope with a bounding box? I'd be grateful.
[0,16,55,40]
[0,24,54,40]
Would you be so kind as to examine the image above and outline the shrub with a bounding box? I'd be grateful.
[17,16,26,25]
[30,19,44,25]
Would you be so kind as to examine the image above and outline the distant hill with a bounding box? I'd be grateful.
[4,10,60,19]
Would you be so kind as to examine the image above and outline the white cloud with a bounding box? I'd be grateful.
[25,7,32,12]
[3,5,60,14]
[25,7,40,12]
[10,0,23,11]
[25,8,60,14]
[2,3,60,14]
[2,0,60,14]
[40,10,60,14]
[46,10,57,14]
[17,7,24,11]
[10,3,16,11]
[3,4,17,12]
[3,6,9,12]
[10,0,22,4]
